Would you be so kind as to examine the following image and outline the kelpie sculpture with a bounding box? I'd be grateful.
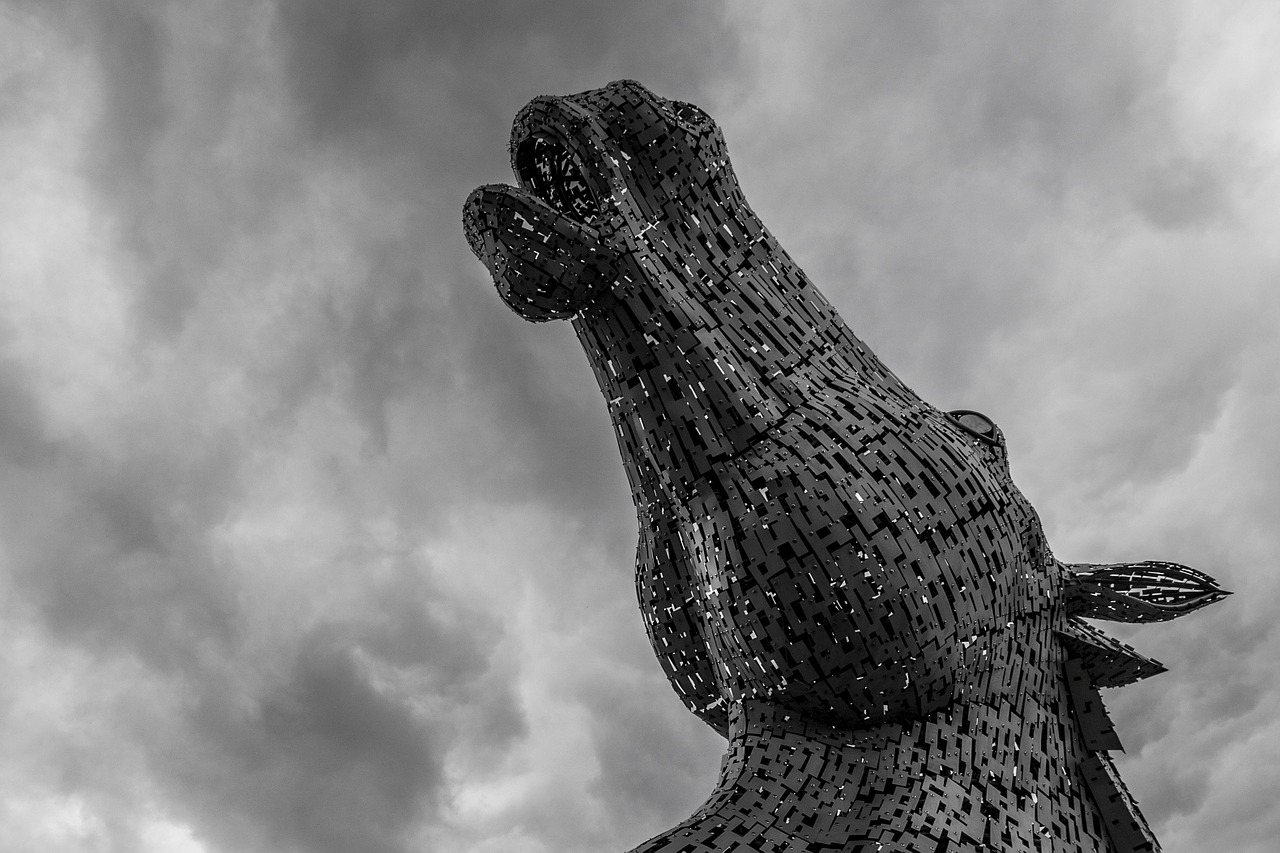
[463,80,1228,853]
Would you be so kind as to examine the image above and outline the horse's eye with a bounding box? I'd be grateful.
[947,409,1001,447]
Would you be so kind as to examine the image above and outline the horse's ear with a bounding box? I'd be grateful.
[1057,618,1166,687]
[1063,561,1230,623]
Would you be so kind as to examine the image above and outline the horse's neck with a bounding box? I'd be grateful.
[688,692,1115,853]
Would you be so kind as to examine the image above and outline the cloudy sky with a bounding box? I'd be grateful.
[1,2,1276,852]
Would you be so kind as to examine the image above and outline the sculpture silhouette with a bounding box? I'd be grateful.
[463,80,1228,853]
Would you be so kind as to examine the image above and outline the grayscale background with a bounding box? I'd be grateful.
[0,2,1273,851]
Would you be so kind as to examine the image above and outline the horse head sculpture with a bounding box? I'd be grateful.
[463,80,1227,853]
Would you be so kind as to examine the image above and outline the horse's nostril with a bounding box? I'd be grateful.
[669,99,711,129]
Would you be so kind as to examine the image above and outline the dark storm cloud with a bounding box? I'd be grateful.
[459,299,630,518]
[173,589,519,853]
[81,0,167,194]
[27,0,297,334]
[0,355,56,467]
[201,638,444,853]
[0,422,242,672]
[581,674,720,845]
[273,0,741,144]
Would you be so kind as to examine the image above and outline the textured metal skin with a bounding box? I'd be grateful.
[463,80,1227,853]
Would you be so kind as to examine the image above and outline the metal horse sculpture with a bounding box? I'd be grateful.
[463,80,1228,853]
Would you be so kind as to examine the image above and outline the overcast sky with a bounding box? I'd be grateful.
[0,2,1276,852]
